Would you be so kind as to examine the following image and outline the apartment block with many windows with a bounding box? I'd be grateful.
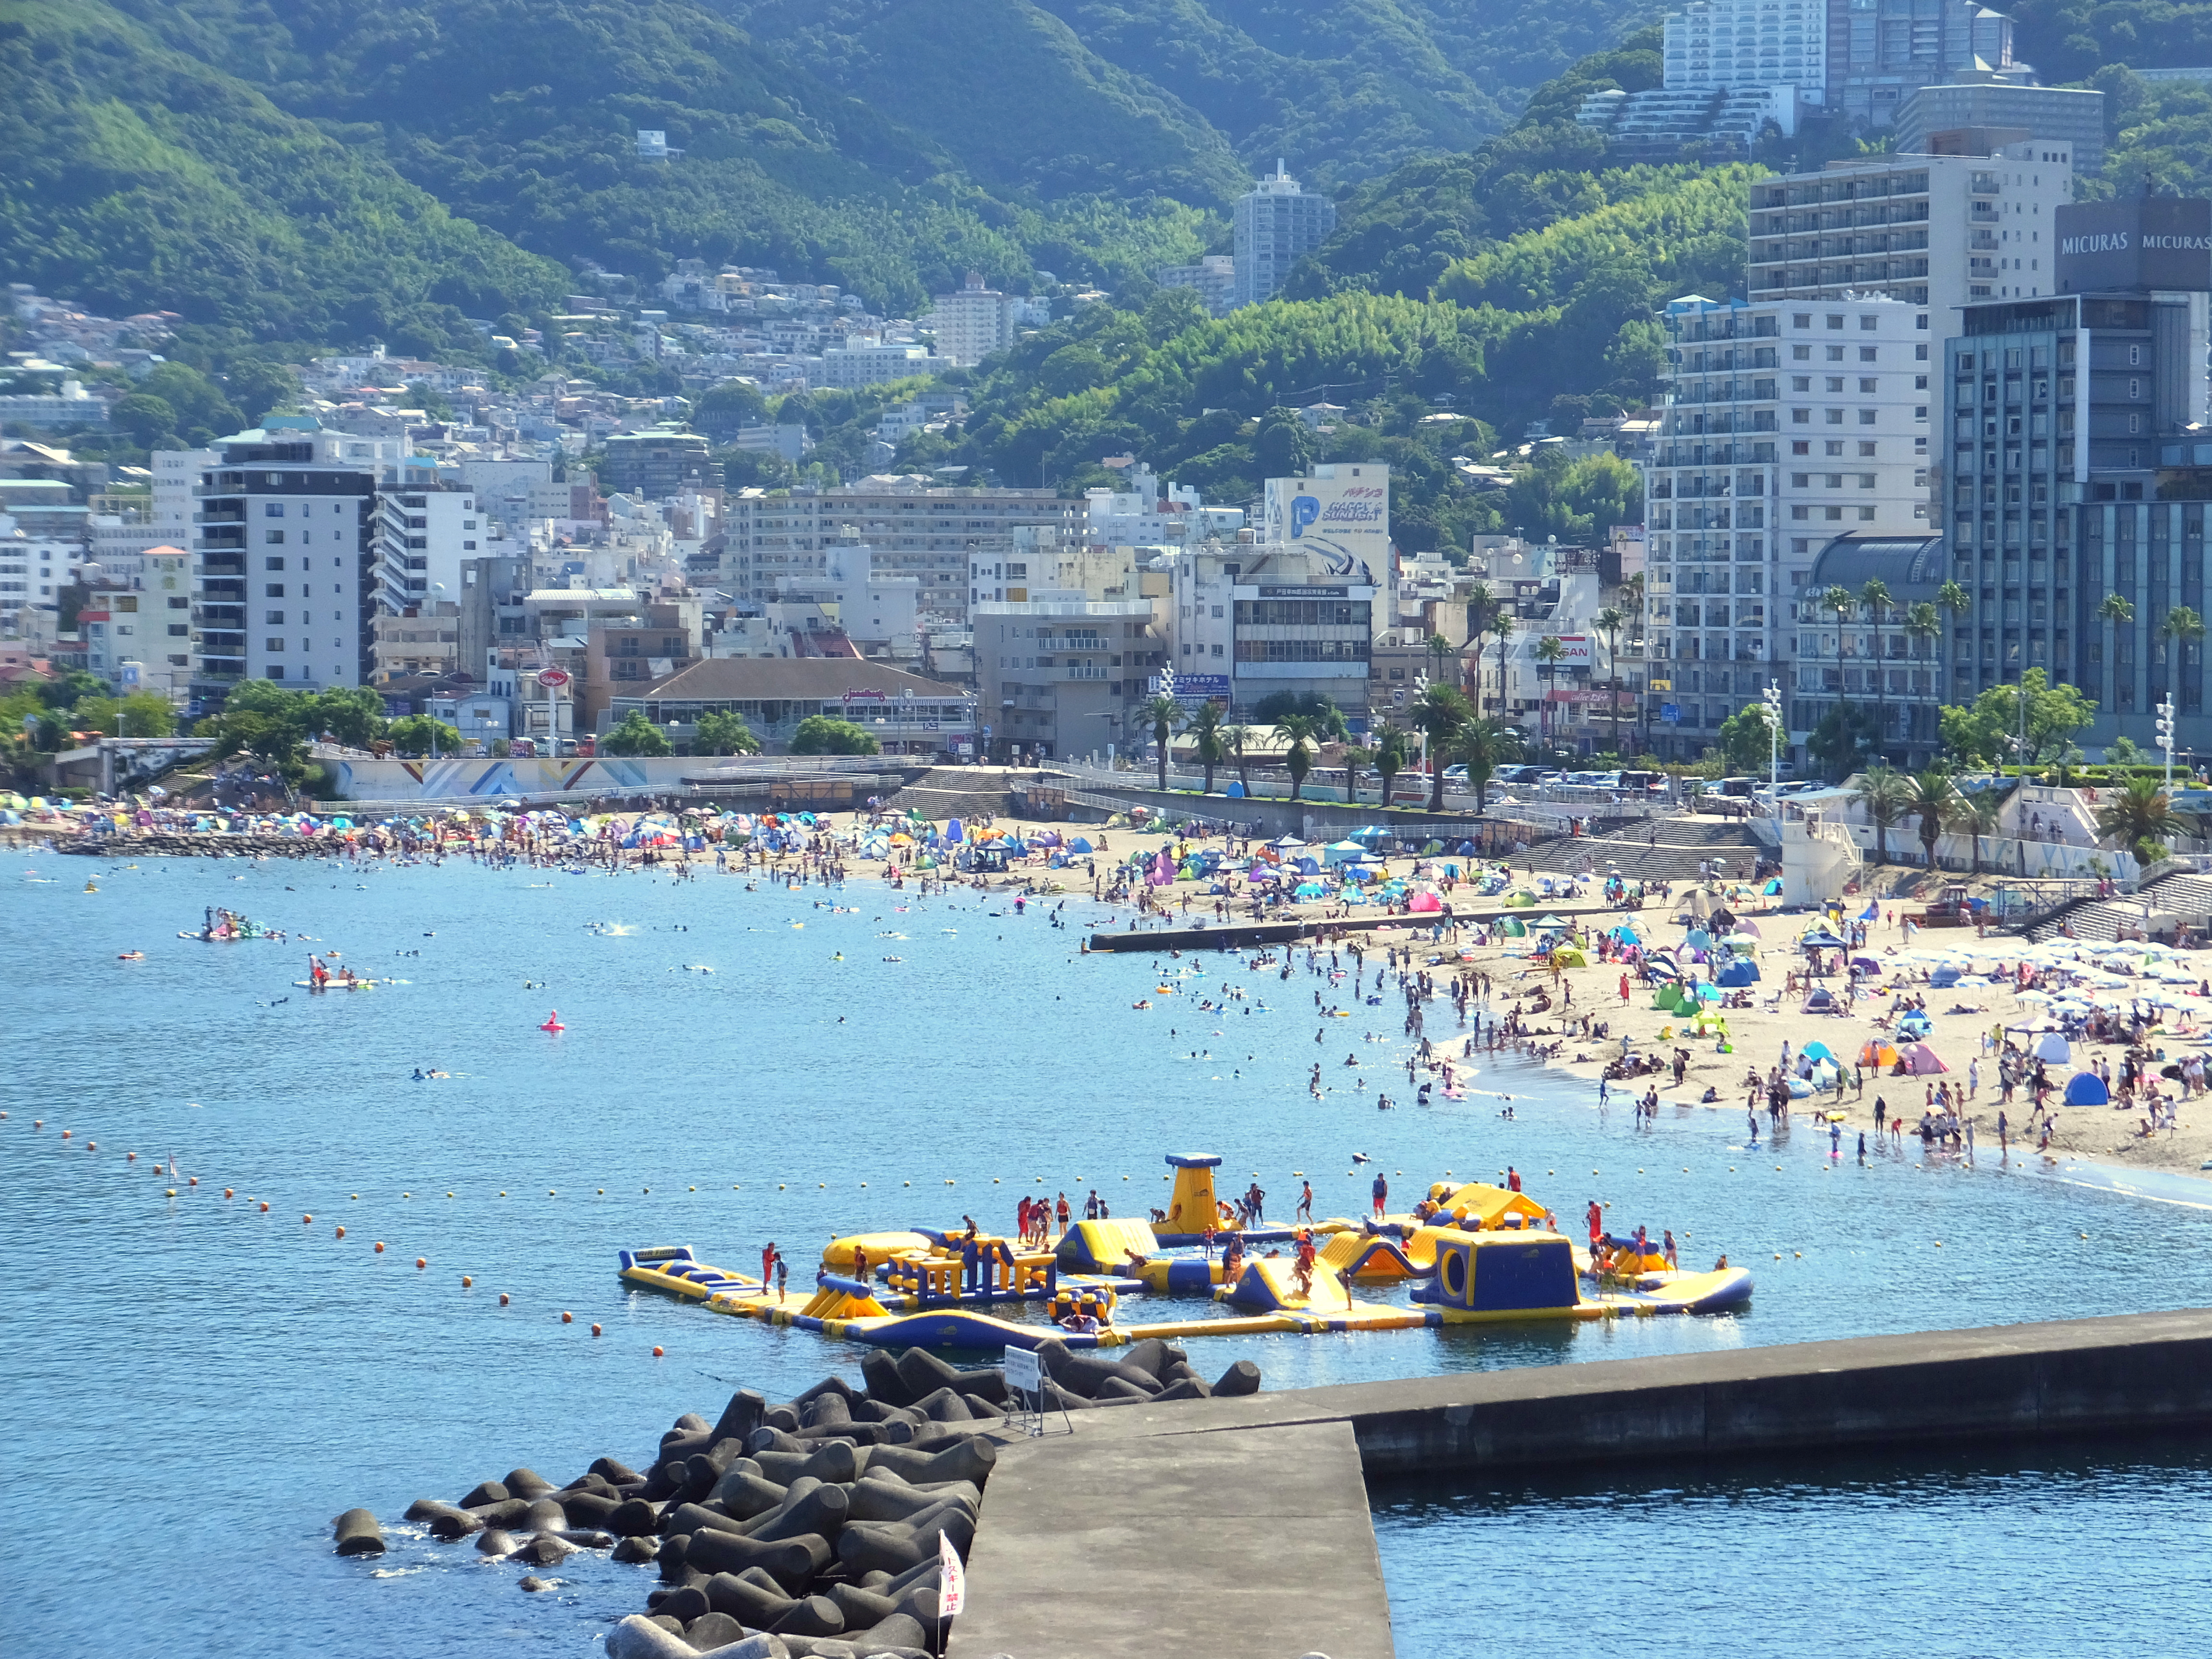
[1642,295,1929,761]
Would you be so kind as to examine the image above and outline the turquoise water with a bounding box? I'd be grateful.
[9,853,2212,1656]
[1373,1442,2212,1657]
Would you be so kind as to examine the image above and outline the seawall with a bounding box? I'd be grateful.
[950,1308,2212,1659]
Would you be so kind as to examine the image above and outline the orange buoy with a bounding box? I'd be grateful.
[128,1152,137,1161]
[591,1323,602,1337]
[462,1274,472,1286]
[652,1346,665,1357]
[60,1130,70,1139]
[86,1141,96,1151]
[224,1188,233,1198]
[415,1256,426,1269]
[188,1177,198,1187]
[303,1214,313,1224]
[499,1292,510,1306]
[374,1241,385,1253]
[561,1310,573,1323]
[259,1201,270,1212]
[335,1226,345,1239]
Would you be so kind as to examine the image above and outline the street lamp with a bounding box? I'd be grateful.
[2158,694,2176,792]
[1762,680,1782,804]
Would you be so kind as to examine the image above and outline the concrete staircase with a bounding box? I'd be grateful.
[2021,870,2212,942]
[882,766,1018,823]
[1524,817,1768,884]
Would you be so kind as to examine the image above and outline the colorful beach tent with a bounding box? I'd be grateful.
[1900,1042,1948,1075]
[2032,1032,2072,1064]
[1859,1039,1899,1067]
[1716,959,1760,986]
[2064,1071,2110,1106]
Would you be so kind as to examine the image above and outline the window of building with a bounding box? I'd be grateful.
[264,504,285,517]
[1859,378,1878,393]
[1859,442,1877,457]
[1860,315,1879,330]
[265,556,285,570]
[1826,314,1845,329]
[1793,313,1812,328]
[1826,409,1844,424]
[265,530,285,544]
[1792,344,1811,361]
[265,583,285,597]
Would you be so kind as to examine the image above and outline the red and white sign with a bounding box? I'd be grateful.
[535,668,571,688]
[1551,635,1595,667]
[938,1533,966,1616]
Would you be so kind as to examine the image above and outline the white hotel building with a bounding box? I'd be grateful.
[1642,293,1930,762]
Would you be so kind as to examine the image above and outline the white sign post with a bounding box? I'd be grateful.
[1001,1342,1068,1438]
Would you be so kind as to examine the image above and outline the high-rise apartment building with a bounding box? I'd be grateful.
[1827,0,2022,129]
[1941,199,2212,752]
[1663,0,1829,97]
[929,274,1018,367]
[188,417,400,706]
[1895,81,2107,173]
[1232,163,1336,309]
[1152,255,1238,317]
[722,480,1081,618]
[1747,142,2073,322]
[1641,295,1929,761]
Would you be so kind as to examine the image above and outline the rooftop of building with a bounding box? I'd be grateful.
[642,656,968,701]
[1805,532,1948,602]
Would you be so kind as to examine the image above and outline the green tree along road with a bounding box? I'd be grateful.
[788,716,881,756]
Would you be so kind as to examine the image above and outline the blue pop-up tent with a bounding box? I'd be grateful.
[1716,959,1761,987]
[2064,1071,2110,1106]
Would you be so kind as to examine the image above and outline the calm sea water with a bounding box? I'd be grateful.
[1372,1442,2212,1658]
[8,853,2212,1656]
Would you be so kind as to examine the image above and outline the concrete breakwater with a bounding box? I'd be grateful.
[60,832,332,858]
[337,1339,1263,1659]
[950,1308,2212,1659]
[1086,898,1626,952]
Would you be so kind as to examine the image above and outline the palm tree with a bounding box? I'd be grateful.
[2160,605,2205,733]
[1822,584,1857,726]
[1341,744,1373,805]
[1426,632,1455,692]
[2098,592,2135,729]
[1275,713,1321,803]
[1936,578,1970,709]
[1945,784,2005,876]
[1408,683,1474,810]
[1489,608,1516,732]
[1859,578,1895,757]
[1187,699,1226,794]
[1140,692,1184,793]
[2094,775,2186,867]
[1905,768,1958,872]
[1534,635,1567,757]
[1595,604,1628,759]
[1903,602,1939,766]
[1374,723,1409,806]
[1223,724,1254,795]
[1456,717,1523,813]
[1851,764,1914,865]
[1622,572,1647,754]
[1464,584,1495,711]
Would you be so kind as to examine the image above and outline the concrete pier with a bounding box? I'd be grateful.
[949,1309,2212,1659]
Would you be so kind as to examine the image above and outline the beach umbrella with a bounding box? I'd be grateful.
[2063,1071,2110,1106]
[1929,965,1962,988]
[2032,1032,2071,1064]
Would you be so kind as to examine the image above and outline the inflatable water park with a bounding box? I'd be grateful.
[619,1154,1752,1350]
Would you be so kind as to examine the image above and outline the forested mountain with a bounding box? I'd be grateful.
[4,0,1657,345]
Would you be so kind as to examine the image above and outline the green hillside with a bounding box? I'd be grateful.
[0,0,566,350]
